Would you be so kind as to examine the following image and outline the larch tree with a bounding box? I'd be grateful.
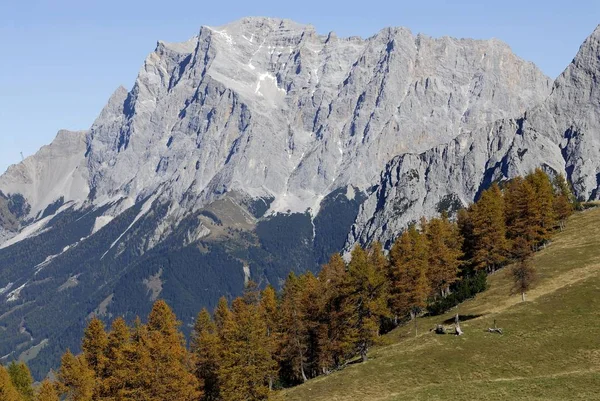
[389,225,431,334]
[259,286,280,390]
[0,364,23,401]
[346,245,388,361]
[278,272,310,383]
[218,296,276,401]
[511,236,537,302]
[316,253,354,373]
[57,350,94,401]
[214,296,233,334]
[36,380,59,401]
[81,317,108,399]
[425,215,463,298]
[7,361,34,401]
[526,169,557,245]
[471,183,509,272]
[143,300,199,401]
[102,317,130,400]
[553,173,574,230]
[191,308,221,401]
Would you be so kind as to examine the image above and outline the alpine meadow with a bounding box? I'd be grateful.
[1,11,600,401]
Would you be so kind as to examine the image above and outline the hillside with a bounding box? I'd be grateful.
[279,207,600,400]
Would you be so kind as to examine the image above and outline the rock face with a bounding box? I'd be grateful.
[2,18,599,379]
[0,130,89,218]
[348,25,600,249]
[4,17,551,225]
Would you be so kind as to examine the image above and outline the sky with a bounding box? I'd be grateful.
[1,1,599,174]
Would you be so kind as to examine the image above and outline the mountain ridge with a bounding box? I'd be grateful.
[0,18,598,378]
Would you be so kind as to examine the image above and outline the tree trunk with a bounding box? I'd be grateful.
[414,314,418,337]
[522,292,526,302]
[301,364,308,383]
[361,349,368,362]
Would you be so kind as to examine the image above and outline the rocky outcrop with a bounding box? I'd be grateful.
[348,25,600,249]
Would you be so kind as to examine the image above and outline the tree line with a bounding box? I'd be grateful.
[0,169,575,401]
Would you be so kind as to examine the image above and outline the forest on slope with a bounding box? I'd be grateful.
[0,170,583,401]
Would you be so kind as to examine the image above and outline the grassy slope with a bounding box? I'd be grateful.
[278,208,600,400]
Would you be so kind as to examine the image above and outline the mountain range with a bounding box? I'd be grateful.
[0,17,598,378]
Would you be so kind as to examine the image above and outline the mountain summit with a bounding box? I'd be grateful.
[0,19,598,378]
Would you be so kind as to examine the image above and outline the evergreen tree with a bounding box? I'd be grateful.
[219,297,276,401]
[425,215,463,298]
[192,308,220,401]
[346,245,388,361]
[36,380,59,401]
[457,207,476,267]
[471,184,508,272]
[7,361,34,401]
[57,350,94,401]
[0,364,23,401]
[389,225,431,332]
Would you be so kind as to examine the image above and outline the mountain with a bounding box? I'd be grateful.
[348,25,600,249]
[0,18,597,378]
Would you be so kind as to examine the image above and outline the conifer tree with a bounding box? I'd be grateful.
[57,350,94,401]
[214,296,233,334]
[143,300,199,401]
[389,226,431,335]
[81,317,108,399]
[259,286,280,390]
[36,380,59,401]
[346,245,388,361]
[81,318,108,378]
[7,361,34,401]
[471,184,508,272]
[219,296,276,401]
[457,207,476,266]
[553,173,574,230]
[192,308,220,401]
[316,254,353,373]
[425,215,463,298]
[0,364,23,401]
[526,169,557,244]
[102,317,130,400]
[511,236,537,302]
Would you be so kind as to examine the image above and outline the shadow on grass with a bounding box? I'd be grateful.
[442,314,484,324]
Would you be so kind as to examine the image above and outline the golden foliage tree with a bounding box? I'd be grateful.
[192,308,220,401]
[278,272,310,383]
[143,300,199,401]
[425,215,463,298]
[471,184,508,272]
[36,380,59,401]
[0,364,24,401]
[316,254,354,373]
[389,225,431,329]
[218,295,276,401]
[57,350,94,401]
[346,245,388,361]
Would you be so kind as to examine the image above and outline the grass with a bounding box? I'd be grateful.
[277,208,600,400]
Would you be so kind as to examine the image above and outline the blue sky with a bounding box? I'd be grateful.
[1,0,599,174]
